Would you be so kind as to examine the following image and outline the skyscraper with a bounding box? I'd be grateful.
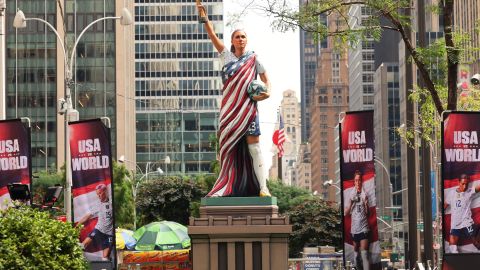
[310,12,349,200]
[275,89,301,185]
[4,0,135,171]
[299,0,323,143]
[348,5,375,111]
[134,1,223,174]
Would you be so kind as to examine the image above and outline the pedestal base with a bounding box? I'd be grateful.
[189,197,291,270]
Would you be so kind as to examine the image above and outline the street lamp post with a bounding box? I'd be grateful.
[374,157,395,247]
[13,8,133,222]
[119,155,163,229]
[0,0,5,119]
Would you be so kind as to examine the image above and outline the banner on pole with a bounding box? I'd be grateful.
[70,119,116,263]
[442,112,480,254]
[0,119,32,209]
[339,111,381,270]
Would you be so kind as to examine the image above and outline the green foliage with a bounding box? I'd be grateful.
[0,206,87,269]
[112,162,135,229]
[209,133,220,176]
[136,176,205,226]
[267,180,313,213]
[261,0,479,115]
[286,198,342,258]
[190,174,216,217]
[32,169,64,208]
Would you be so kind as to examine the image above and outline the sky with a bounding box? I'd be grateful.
[222,1,301,174]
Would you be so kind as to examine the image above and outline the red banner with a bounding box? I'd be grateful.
[340,111,380,270]
[442,112,480,255]
[0,119,31,209]
[70,119,115,263]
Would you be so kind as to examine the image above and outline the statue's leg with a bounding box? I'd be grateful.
[248,142,270,197]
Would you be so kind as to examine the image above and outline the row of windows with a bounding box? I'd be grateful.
[135,33,219,41]
[318,96,344,104]
[6,95,56,108]
[135,97,219,111]
[362,40,375,50]
[137,117,217,132]
[136,5,221,17]
[136,42,215,54]
[387,65,399,72]
[363,63,375,72]
[32,147,56,158]
[135,0,221,3]
[363,85,374,94]
[136,61,217,73]
[135,15,222,22]
[135,24,219,36]
[136,79,222,92]
[362,74,374,83]
[65,14,115,33]
[362,51,374,61]
[6,68,56,84]
[136,52,218,59]
[6,48,56,59]
[136,89,220,97]
[363,96,374,105]
[136,70,221,78]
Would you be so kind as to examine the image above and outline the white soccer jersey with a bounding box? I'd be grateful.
[450,188,475,229]
[89,200,113,235]
[350,189,369,234]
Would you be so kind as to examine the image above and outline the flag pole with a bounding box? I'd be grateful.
[278,155,282,180]
[277,108,282,180]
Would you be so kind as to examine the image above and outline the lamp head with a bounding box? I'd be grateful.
[120,8,133,26]
[471,74,480,85]
[323,179,333,187]
[118,155,126,163]
[13,9,27,28]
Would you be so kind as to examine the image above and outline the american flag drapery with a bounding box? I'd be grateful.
[207,52,260,197]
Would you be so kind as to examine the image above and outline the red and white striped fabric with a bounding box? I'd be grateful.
[275,115,286,158]
[208,52,259,197]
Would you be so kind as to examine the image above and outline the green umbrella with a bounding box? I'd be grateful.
[133,221,191,251]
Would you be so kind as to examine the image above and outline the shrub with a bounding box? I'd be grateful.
[0,206,87,269]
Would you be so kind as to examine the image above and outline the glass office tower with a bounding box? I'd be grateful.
[134,1,223,174]
[5,0,135,172]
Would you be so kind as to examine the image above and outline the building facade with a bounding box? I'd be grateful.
[268,89,301,185]
[4,0,135,172]
[454,0,480,72]
[310,13,349,201]
[299,0,324,143]
[295,143,311,191]
[134,1,223,174]
[348,5,375,111]
[374,62,401,242]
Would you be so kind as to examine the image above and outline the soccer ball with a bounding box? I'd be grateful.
[247,80,268,100]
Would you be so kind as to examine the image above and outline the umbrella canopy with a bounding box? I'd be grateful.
[116,228,137,250]
[133,221,190,251]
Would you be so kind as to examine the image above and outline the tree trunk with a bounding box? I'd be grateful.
[444,0,458,111]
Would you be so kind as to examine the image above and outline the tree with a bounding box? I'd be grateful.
[286,197,342,257]
[135,176,205,226]
[0,206,87,269]
[112,161,135,229]
[267,180,313,213]
[257,0,471,115]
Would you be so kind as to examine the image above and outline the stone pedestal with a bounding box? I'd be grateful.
[188,197,292,270]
